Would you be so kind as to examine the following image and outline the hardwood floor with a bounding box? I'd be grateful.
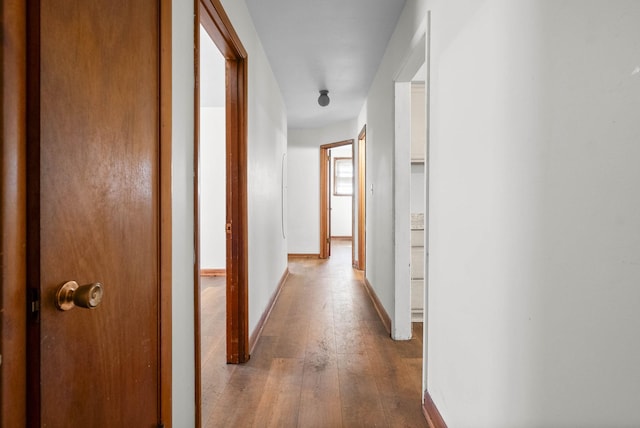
[201,240,427,427]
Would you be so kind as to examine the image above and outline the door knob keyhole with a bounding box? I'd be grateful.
[55,281,104,311]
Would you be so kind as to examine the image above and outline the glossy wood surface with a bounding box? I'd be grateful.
[27,0,166,425]
[159,1,173,425]
[357,126,367,271]
[1,0,28,425]
[423,390,448,428]
[201,241,427,427]
[320,147,330,258]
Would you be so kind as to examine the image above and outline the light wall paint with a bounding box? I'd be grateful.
[200,25,225,108]
[394,80,413,340]
[199,107,226,269]
[172,0,288,425]
[171,0,196,424]
[360,0,640,426]
[422,0,640,426]
[330,144,353,237]
[358,0,429,340]
[287,120,358,254]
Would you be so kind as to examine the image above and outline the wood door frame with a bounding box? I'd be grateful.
[357,125,367,271]
[1,1,28,425]
[319,139,354,260]
[194,0,249,424]
[1,0,173,425]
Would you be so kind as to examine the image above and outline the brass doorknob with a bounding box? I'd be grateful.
[55,281,104,311]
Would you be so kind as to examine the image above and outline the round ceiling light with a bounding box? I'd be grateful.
[318,89,330,107]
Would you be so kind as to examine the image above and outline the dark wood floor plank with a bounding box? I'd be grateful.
[254,357,305,427]
[201,241,427,427]
[298,354,343,428]
[338,353,389,427]
[365,331,427,427]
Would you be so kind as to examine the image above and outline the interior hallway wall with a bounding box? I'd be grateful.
[172,0,288,425]
[287,119,358,254]
[356,0,429,335]
[423,0,640,426]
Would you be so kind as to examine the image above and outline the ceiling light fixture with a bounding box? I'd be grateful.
[318,89,330,107]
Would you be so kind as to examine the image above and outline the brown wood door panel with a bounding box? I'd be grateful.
[358,126,366,271]
[28,0,163,426]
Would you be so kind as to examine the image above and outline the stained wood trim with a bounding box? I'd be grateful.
[159,0,173,425]
[199,0,247,59]
[25,1,42,424]
[319,139,354,260]
[249,268,289,354]
[1,0,28,425]
[363,277,391,335]
[322,139,354,149]
[351,142,356,266]
[200,269,226,277]
[193,4,203,425]
[287,253,320,259]
[357,125,367,271]
[226,41,249,365]
[423,390,448,428]
[330,236,352,240]
[319,147,329,259]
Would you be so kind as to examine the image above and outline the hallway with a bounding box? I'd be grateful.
[201,240,427,427]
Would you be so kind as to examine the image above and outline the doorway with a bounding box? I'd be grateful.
[393,31,427,340]
[197,21,228,425]
[319,140,354,260]
[195,0,249,426]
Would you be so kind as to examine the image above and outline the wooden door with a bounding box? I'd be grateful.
[358,126,367,271]
[26,1,169,426]
[327,150,332,257]
[319,147,330,258]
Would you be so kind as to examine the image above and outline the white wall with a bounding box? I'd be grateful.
[199,26,226,270]
[199,107,226,269]
[172,0,288,425]
[287,119,358,254]
[330,144,353,237]
[357,0,429,335]
[422,0,640,426]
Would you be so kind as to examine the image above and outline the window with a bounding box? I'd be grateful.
[333,157,353,196]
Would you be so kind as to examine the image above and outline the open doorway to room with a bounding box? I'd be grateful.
[319,140,354,262]
[195,0,249,426]
[392,12,431,417]
[393,33,427,342]
[197,22,228,424]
